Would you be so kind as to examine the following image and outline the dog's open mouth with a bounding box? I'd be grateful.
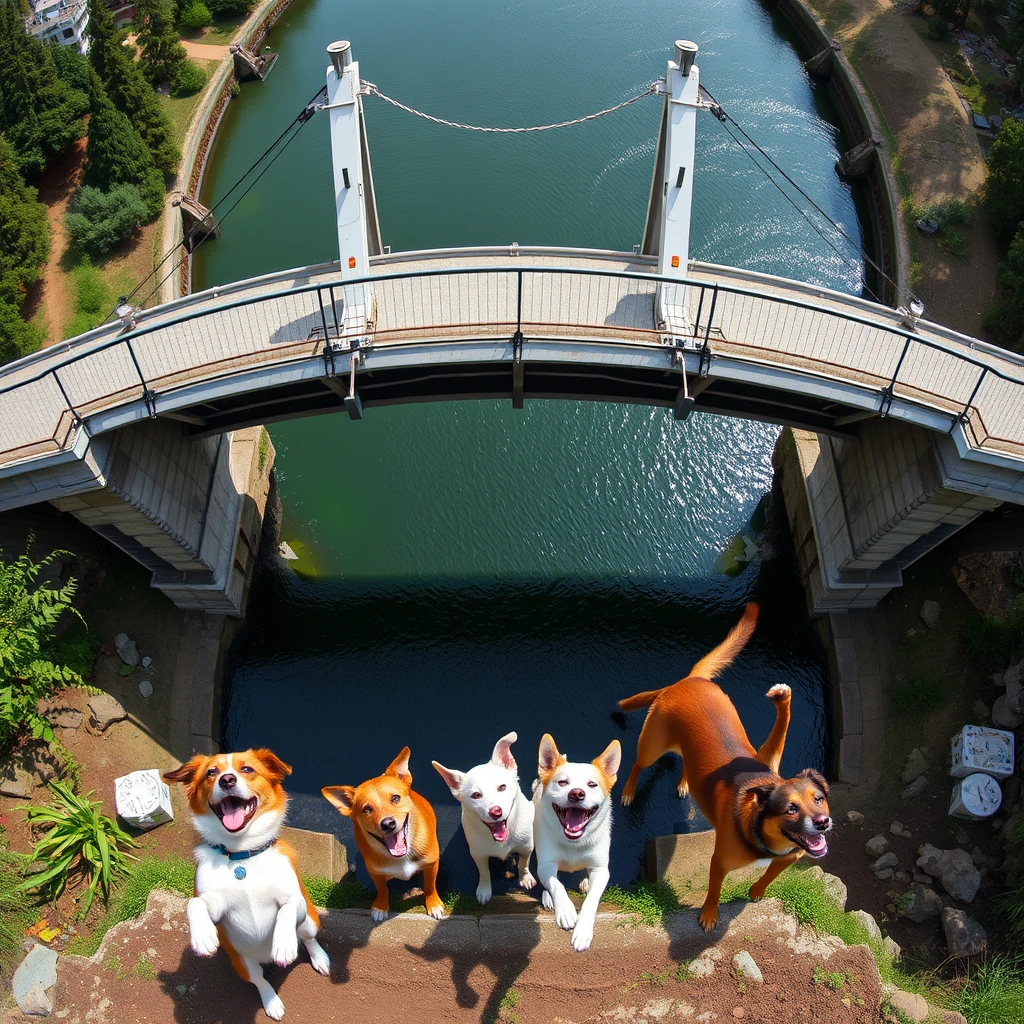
[485,819,508,843]
[554,803,596,841]
[786,830,829,858]
[372,815,410,858]
[211,795,258,833]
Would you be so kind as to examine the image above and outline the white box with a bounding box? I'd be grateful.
[114,769,174,830]
[950,725,1014,780]
[949,772,1003,819]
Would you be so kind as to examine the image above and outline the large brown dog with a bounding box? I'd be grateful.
[618,603,832,931]
[322,748,445,922]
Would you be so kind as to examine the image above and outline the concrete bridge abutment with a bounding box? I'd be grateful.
[774,420,1007,614]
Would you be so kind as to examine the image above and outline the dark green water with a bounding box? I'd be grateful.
[197,0,863,889]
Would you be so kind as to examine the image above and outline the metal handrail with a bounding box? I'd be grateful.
[2,261,1023,469]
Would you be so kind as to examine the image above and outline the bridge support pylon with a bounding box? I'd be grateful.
[324,41,383,340]
[642,40,700,338]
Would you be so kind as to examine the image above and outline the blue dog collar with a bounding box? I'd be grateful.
[208,838,277,878]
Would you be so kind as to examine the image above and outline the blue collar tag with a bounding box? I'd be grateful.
[234,865,247,880]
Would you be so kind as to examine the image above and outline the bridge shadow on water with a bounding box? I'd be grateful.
[222,489,832,894]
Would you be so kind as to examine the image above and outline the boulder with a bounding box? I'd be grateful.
[799,866,847,910]
[902,775,928,800]
[850,909,881,943]
[13,943,57,1016]
[865,834,890,858]
[86,694,126,734]
[889,990,928,1023]
[732,951,763,983]
[937,1011,968,1024]
[883,936,901,962]
[951,551,1020,618]
[899,884,943,923]
[919,600,940,629]
[901,748,929,784]
[114,633,140,667]
[0,760,32,798]
[917,845,982,901]
[993,694,1024,729]
[45,708,84,731]
[941,907,987,956]
[845,810,865,826]
[872,852,898,872]
[916,844,944,876]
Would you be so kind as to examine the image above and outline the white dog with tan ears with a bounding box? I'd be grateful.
[532,733,621,952]
[432,732,536,904]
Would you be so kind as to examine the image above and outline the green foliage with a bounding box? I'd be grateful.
[984,224,1024,351]
[0,134,51,306]
[303,874,372,910]
[890,673,946,715]
[48,43,92,93]
[940,955,1024,1024]
[66,184,148,256]
[171,58,208,98]
[207,0,255,15]
[0,0,88,177]
[0,298,44,364]
[258,428,270,472]
[47,621,101,680]
[19,782,137,917]
[602,881,682,925]
[987,118,1024,250]
[0,830,37,982]
[178,1,213,31]
[64,257,113,338]
[927,14,952,38]
[66,855,194,955]
[964,595,1024,671]
[0,542,84,754]
[930,0,974,29]
[134,0,187,86]
[813,966,850,991]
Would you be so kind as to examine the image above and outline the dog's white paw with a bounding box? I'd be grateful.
[371,907,389,923]
[578,877,590,895]
[189,918,220,958]
[519,871,536,890]
[541,889,554,911]
[272,934,298,968]
[554,899,578,931]
[427,902,446,920]
[263,994,286,1020]
[307,942,331,976]
[571,920,594,952]
[476,884,492,904]
[766,683,791,701]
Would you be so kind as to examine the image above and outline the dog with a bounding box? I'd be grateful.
[163,749,329,1020]
[532,733,621,952]
[321,747,445,922]
[432,731,536,904]
[617,602,832,931]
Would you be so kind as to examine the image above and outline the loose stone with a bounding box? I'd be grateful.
[845,810,864,826]
[901,775,928,799]
[865,834,890,858]
[941,907,987,956]
[919,600,940,629]
[899,884,943,923]
[732,951,763,983]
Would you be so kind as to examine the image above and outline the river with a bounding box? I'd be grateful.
[194,0,864,891]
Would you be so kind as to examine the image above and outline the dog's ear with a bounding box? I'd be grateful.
[385,747,413,784]
[250,748,292,782]
[593,739,621,784]
[538,734,565,774]
[163,756,206,786]
[431,761,464,799]
[321,785,356,816]
[745,782,777,807]
[797,768,830,795]
[491,732,518,770]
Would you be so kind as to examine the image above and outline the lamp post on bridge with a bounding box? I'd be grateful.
[324,41,383,338]
[643,40,700,336]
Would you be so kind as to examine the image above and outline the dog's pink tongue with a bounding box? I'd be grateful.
[384,829,408,856]
[221,802,248,831]
[488,821,508,842]
[563,807,589,833]
[807,835,827,854]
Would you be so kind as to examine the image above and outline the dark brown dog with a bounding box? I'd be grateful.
[618,603,832,930]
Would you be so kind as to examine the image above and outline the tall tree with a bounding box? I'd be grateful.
[0,0,87,177]
[134,0,187,86]
[0,134,50,307]
[987,119,1024,250]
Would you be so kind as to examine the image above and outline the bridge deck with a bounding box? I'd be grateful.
[1,248,1022,476]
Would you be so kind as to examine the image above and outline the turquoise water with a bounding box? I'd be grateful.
[196,0,860,888]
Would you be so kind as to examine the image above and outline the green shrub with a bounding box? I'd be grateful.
[964,595,1024,671]
[207,0,254,15]
[67,855,194,956]
[602,881,682,925]
[65,184,148,257]
[940,955,1024,1024]
[19,782,137,918]
[937,228,969,259]
[927,15,951,40]
[0,542,84,754]
[170,58,207,98]
[178,1,213,31]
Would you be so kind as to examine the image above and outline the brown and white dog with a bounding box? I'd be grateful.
[163,749,329,1020]
[322,748,445,922]
[618,603,832,931]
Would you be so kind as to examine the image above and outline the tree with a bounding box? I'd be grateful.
[983,226,1024,352]
[84,77,165,218]
[206,0,254,15]
[134,0,187,86]
[65,183,148,255]
[171,58,207,97]
[0,135,50,306]
[178,1,213,32]
[0,0,87,176]
[987,119,1024,250]
[0,299,44,364]
[48,41,92,93]
[930,0,974,29]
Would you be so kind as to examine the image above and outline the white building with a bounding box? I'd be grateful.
[25,0,90,54]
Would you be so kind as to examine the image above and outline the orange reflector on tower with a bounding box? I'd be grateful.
[348,257,357,269]
[671,255,679,268]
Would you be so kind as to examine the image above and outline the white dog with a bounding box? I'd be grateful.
[432,732,536,903]
[532,733,620,952]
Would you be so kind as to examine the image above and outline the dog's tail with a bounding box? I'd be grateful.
[618,688,664,711]
[688,602,760,681]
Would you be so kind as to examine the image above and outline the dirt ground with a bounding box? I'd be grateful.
[809,0,1002,338]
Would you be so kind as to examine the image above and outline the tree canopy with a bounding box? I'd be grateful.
[987,119,1024,251]
[134,0,188,86]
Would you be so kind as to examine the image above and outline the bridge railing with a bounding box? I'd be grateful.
[2,262,1023,470]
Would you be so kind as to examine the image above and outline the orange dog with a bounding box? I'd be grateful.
[618,603,832,931]
[322,748,445,922]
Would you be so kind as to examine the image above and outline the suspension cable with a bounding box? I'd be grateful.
[361,80,660,132]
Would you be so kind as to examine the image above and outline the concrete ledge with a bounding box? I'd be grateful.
[281,826,349,882]
[645,832,769,897]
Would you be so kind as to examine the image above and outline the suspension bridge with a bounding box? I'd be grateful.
[0,40,1021,615]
